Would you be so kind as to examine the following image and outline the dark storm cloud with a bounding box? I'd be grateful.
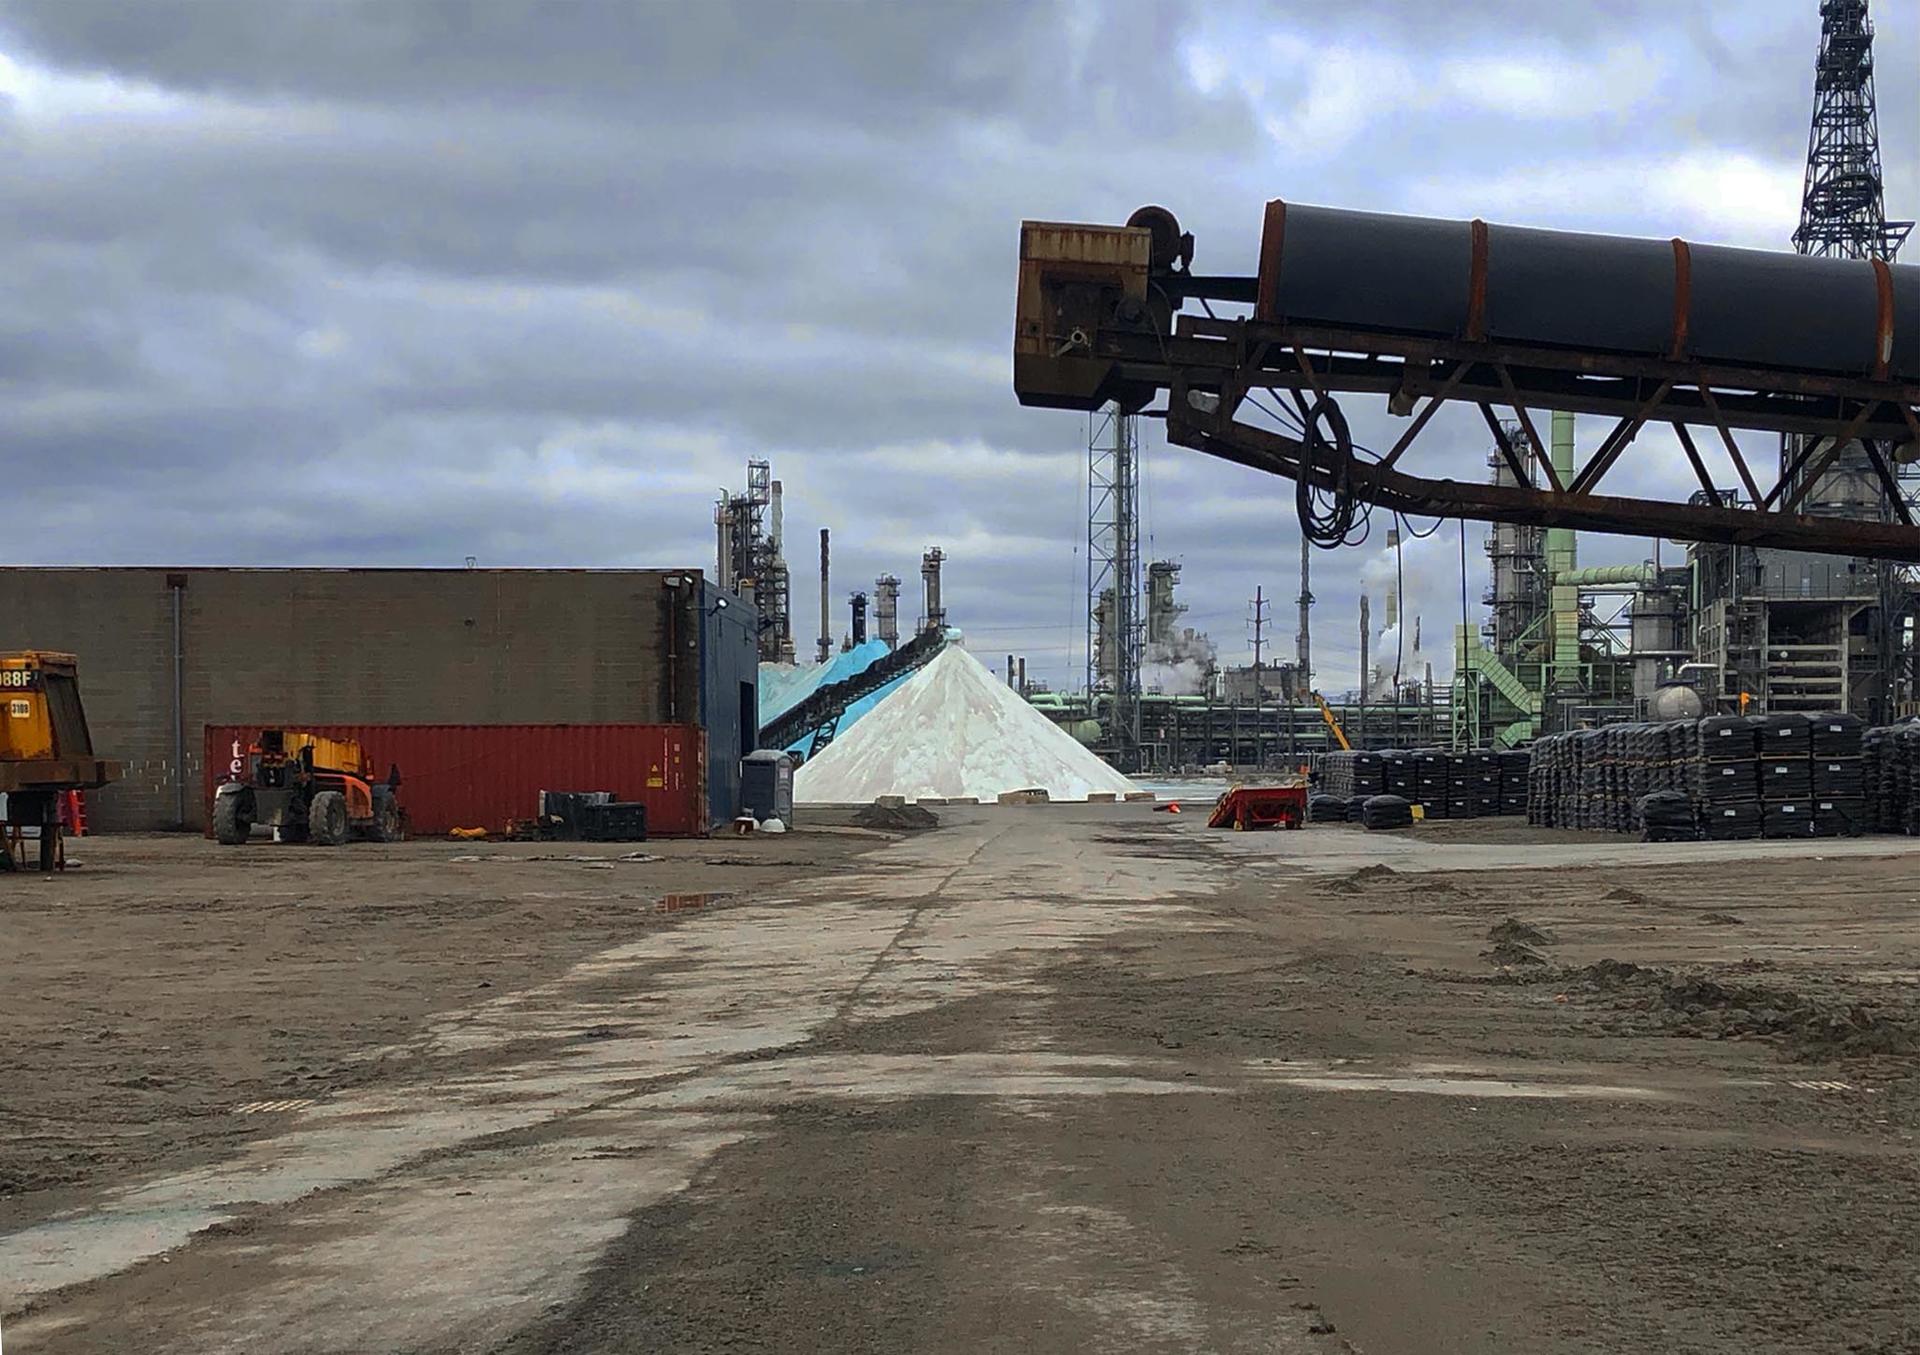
[0,0,1901,690]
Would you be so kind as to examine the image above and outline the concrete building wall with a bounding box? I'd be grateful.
[0,568,710,832]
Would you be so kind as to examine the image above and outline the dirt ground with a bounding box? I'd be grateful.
[5,809,1920,1353]
[0,827,876,1223]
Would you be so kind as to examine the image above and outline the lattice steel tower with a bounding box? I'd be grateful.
[1792,0,1911,260]
[1087,405,1141,767]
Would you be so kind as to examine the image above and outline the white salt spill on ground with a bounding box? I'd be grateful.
[794,644,1139,804]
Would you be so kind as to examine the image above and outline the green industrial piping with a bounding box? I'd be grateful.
[1554,564,1657,589]
[1548,410,1580,700]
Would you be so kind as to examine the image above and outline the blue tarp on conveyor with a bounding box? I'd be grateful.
[758,640,902,752]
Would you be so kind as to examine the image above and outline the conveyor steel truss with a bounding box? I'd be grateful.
[1014,211,1920,561]
[758,626,950,758]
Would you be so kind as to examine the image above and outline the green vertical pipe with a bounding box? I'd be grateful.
[1546,411,1577,578]
[1548,410,1580,703]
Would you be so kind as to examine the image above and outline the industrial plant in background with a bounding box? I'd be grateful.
[1012,0,1918,763]
[1689,0,1916,725]
[713,460,794,664]
[1457,0,1918,741]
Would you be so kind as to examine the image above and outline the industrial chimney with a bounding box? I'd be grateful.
[920,547,946,634]
[1358,594,1370,705]
[874,575,901,651]
[850,591,868,646]
[816,528,831,664]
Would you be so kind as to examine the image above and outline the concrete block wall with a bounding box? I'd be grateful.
[0,568,704,831]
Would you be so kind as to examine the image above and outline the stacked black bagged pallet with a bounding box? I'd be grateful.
[1895,725,1919,832]
[1318,751,1386,802]
[1453,750,1499,819]
[1383,749,1418,801]
[1414,748,1451,819]
[1497,748,1531,816]
[1693,714,1760,840]
[1862,726,1888,833]
[1756,712,1813,838]
[1807,713,1865,837]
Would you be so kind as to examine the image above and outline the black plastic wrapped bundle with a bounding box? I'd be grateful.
[1757,712,1812,759]
[1637,790,1697,842]
[1896,726,1919,831]
[1309,794,1349,823]
[1361,794,1414,830]
[1812,797,1865,837]
[1701,801,1762,840]
[1697,715,1758,762]
[1763,800,1813,838]
[1694,759,1759,802]
[1812,756,1865,797]
[1346,794,1370,823]
[1760,757,1814,800]
[1808,713,1864,758]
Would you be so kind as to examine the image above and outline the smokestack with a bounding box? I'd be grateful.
[850,591,868,646]
[874,575,901,651]
[1007,655,1016,687]
[817,528,831,663]
[715,494,733,592]
[1384,528,1400,632]
[769,480,784,551]
[1296,535,1312,690]
[1017,656,1026,694]
[1359,595,1370,703]
[920,547,946,634]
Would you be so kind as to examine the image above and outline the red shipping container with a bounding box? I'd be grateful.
[203,724,707,838]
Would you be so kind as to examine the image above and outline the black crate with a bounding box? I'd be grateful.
[577,800,648,842]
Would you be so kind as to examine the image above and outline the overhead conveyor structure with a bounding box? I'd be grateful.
[1013,203,1920,561]
[758,626,951,758]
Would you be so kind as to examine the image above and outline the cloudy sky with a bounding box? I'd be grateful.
[3,1,1915,694]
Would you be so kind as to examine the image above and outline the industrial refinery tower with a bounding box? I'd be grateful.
[1696,0,1916,720]
[714,460,795,664]
[1791,0,1912,260]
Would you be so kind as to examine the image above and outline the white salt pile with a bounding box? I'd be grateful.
[793,644,1139,804]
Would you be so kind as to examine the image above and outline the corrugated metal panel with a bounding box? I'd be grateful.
[203,724,706,837]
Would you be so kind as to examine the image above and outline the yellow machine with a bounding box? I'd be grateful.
[1,652,121,872]
[213,728,401,846]
[1312,691,1353,752]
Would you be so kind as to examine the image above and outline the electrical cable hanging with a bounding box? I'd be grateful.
[1295,395,1369,549]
